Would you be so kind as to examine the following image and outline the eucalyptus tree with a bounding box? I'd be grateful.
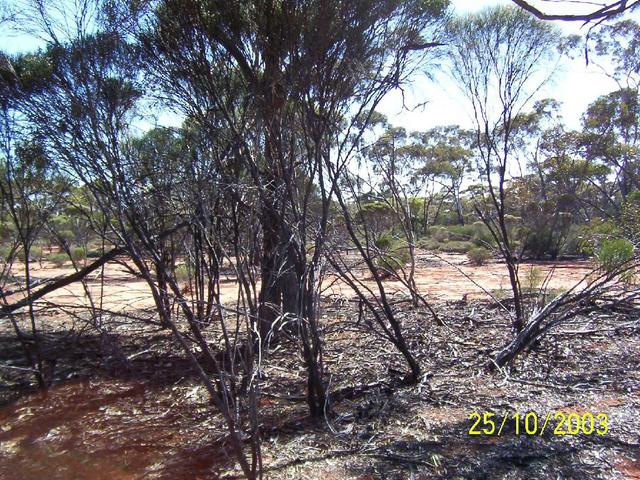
[446,5,566,331]
[581,88,640,205]
[4,3,266,476]
[594,19,640,91]
[411,125,474,226]
[139,0,449,394]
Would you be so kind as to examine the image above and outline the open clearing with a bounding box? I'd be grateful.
[4,253,595,310]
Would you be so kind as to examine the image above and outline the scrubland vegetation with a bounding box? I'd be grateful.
[0,1,639,478]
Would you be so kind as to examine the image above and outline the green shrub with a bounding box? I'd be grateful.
[174,264,191,282]
[560,224,583,257]
[416,237,441,251]
[445,224,476,239]
[71,246,86,261]
[621,191,640,242]
[441,240,474,253]
[374,241,410,277]
[470,221,494,247]
[523,266,543,291]
[17,246,43,262]
[467,246,491,265]
[432,227,449,243]
[47,252,68,267]
[597,238,635,274]
[0,246,11,261]
[58,230,75,242]
[86,249,103,258]
[577,220,620,256]
[374,233,395,251]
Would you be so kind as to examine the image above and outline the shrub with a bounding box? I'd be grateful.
[174,264,191,282]
[523,266,543,292]
[0,246,11,261]
[374,232,395,251]
[47,252,68,267]
[441,240,474,253]
[86,249,103,258]
[577,220,620,256]
[467,247,491,266]
[470,221,494,247]
[17,246,43,262]
[445,224,476,239]
[58,230,76,243]
[416,237,441,251]
[71,246,86,261]
[432,227,449,243]
[374,241,410,277]
[597,238,635,274]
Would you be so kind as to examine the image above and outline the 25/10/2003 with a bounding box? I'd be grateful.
[468,411,609,436]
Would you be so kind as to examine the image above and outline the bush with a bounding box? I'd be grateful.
[0,246,11,261]
[597,238,635,274]
[441,240,474,253]
[416,237,441,252]
[523,266,543,291]
[374,241,410,277]
[577,220,620,256]
[470,221,494,247]
[467,247,491,266]
[374,233,395,251]
[174,264,191,282]
[431,227,449,243]
[17,246,43,262]
[47,252,68,267]
[71,246,86,261]
[444,224,476,239]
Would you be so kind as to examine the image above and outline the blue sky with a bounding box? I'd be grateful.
[377,0,632,132]
[0,0,636,132]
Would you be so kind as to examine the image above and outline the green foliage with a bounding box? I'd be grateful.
[417,236,474,253]
[469,222,494,247]
[429,226,449,243]
[467,247,491,265]
[597,238,635,273]
[47,252,68,267]
[71,246,86,261]
[523,266,543,291]
[621,191,640,242]
[444,240,475,253]
[18,246,43,262]
[374,239,410,276]
[174,264,190,283]
[373,232,395,251]
[577,220,620,256]
[86,249,103,258]
[57,230,76,243]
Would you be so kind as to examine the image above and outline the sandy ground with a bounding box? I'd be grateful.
[0,299,638,479]
[4,253,637,480]
[5,253,595,313]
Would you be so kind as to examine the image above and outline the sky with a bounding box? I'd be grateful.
[378,0,631,132]
[0,0,636,132]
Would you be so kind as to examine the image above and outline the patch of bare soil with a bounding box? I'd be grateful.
[6,254,595,314]
[1,293,639,479]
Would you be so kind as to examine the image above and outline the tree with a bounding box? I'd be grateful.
[593,19,640,91]
[581,88,640,205]
[140,0,449,396]
[411,125,473,225]
[447,5,565,331]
